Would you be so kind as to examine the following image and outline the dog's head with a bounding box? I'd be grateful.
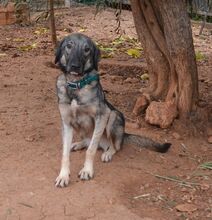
[55,33,101,76]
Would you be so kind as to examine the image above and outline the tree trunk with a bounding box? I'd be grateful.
[49,0,57,48]
[130,0,198,127]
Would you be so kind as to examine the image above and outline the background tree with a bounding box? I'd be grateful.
[49,0,57,47]
[130,0,199,127]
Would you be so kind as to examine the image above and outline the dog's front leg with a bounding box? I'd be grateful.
[55,104,73,187]
[79,111,109,180]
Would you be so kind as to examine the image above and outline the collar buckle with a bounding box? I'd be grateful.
[66,74,99,90]
[67,82,80,90]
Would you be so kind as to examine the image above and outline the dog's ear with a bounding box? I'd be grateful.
[93,45,101,71]
[55,39,65,64]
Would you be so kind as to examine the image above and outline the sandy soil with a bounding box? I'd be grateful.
[0,6,211,220]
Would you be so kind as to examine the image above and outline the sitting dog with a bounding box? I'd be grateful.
[54,33,171,187]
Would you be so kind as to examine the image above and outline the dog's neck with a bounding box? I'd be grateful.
[65,73,83,82]
[64,70,99,90]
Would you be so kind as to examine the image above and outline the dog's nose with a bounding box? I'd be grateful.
[66,63,80,73]
[71,64,80,69]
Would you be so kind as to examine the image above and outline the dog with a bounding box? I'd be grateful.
[54,33,171,187]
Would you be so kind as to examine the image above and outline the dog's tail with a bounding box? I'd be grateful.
[123,133,171,153]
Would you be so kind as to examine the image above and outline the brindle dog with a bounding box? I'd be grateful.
[54,33,171,187]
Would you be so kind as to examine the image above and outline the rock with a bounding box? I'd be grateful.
[208,136,212,144]
[15,3,30,24]
[172,132,181,140]
[124,77,139,84]
[145,100,178,128]
[133,95,149,116]
[206,126,212,136]
[126,121,140,129]
[0,3,16,25]
[176,203,197,212]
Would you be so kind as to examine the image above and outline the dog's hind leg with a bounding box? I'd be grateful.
[101,139,116,162]
[100,111,123,162]
[71,139,90,151]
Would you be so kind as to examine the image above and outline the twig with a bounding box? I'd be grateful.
[181,143,187,151]
[199,162,212,170]
[133,193,150,199]
[47,87,56,95]
[154,174,202,186]
[18,202,33,208]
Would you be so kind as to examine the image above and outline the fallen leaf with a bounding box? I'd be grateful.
[176,203,197,212]
[13,38,25,42]
[111,36,126,45]
[18,43,37,51]
[34,27,48,35]
[126,48,141,58]
[78,28,86,32]
[195,51,206,61]
[140,73,149,80]
[101,53,114,58]
[100,46,114,52]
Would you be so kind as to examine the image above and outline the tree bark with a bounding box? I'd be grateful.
[130,0,198,125]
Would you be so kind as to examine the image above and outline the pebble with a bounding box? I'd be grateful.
[172,132,181,140]
[206,126,212,136]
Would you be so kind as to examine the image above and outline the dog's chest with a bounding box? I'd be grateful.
[69,100,95,130]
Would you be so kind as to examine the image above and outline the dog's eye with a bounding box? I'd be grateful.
[66,43,72,49]
[84,47,90,53]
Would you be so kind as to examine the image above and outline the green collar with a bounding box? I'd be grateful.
[66,74,99,90]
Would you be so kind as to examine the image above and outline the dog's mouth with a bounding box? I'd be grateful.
[69,71,80,75]
[66,71,84,76]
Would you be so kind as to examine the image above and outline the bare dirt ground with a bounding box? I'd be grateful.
[0,6,211,220]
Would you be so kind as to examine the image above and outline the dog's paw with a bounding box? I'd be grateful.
[101,151,114,162]
[78,167,94,180]
[55,172,70,187]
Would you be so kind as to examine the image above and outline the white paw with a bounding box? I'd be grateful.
[55,170,70,187]
[78,167,94,180]
[101,151,113,162]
